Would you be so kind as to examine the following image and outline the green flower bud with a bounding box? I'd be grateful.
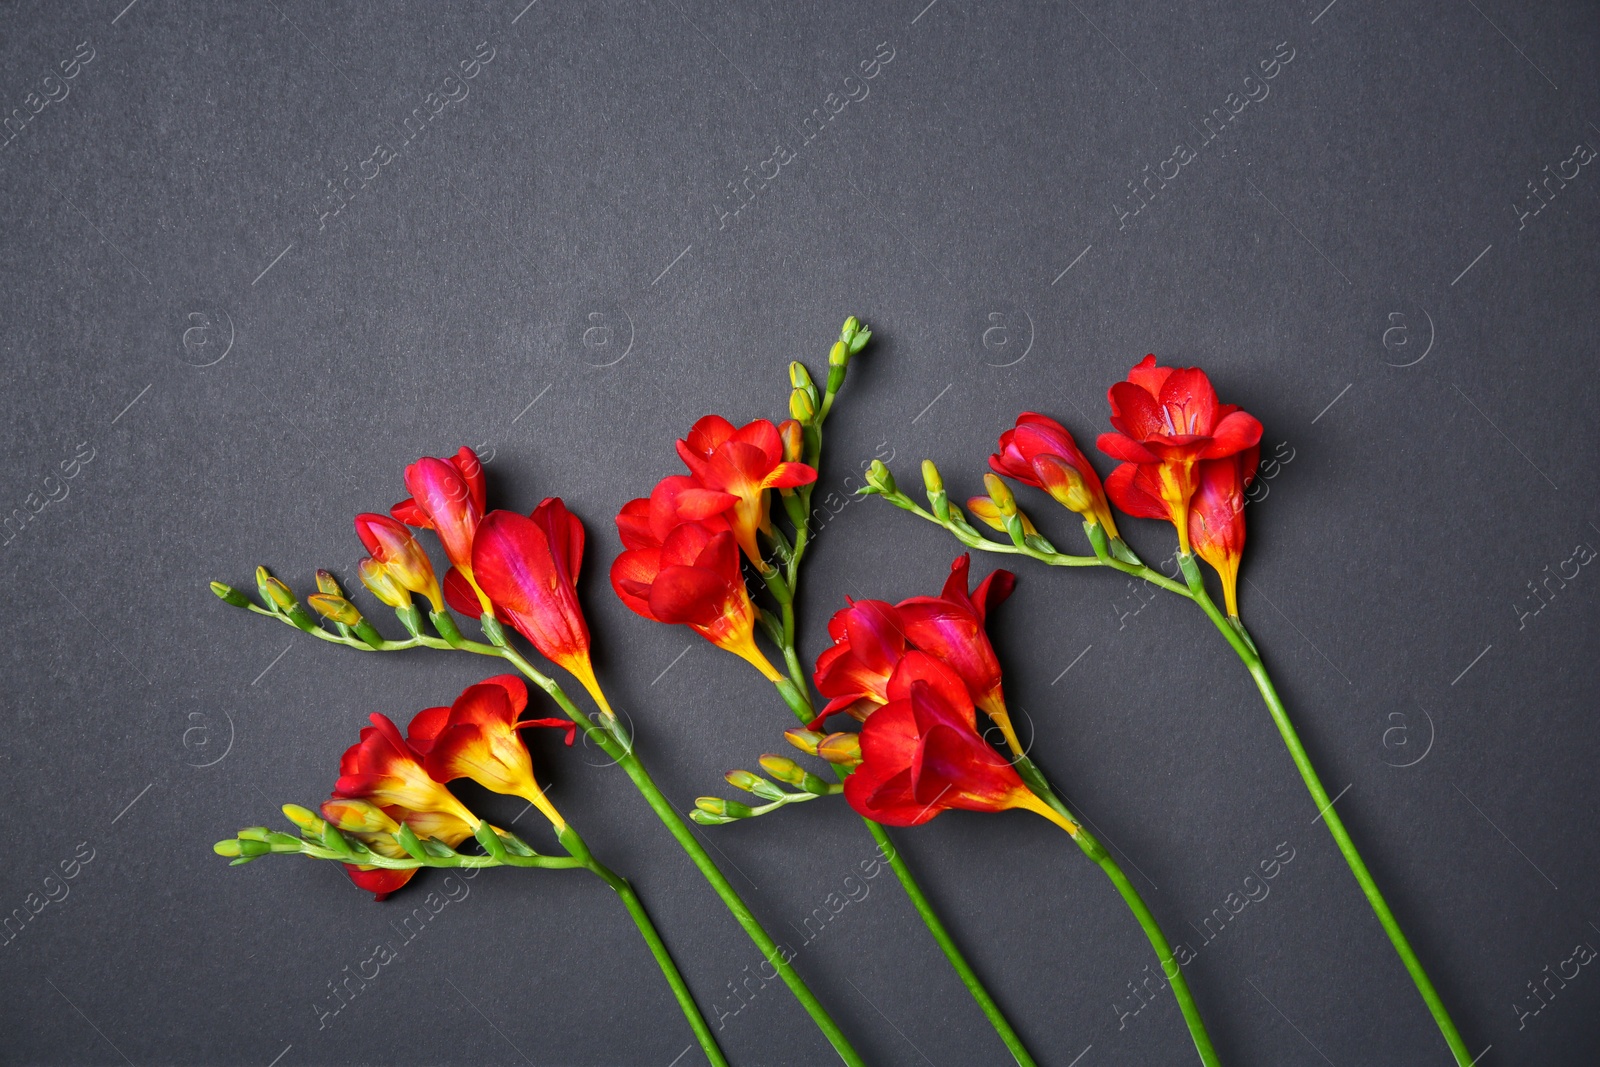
[828,340,849,368]
[789,388,816,423]
[315,570,343,597]
[865,460,896,495]
[212,839,242,857]
[789,361,816,393]
[983,473,1017,516]
[263,577,298,613]
[209,581,251,608]
[694,797,754,819]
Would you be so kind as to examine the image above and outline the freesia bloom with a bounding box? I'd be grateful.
[812,598,905,723]
[611,520,784,681]
[408,675,576,831]
[1097,356,1261,554]
[330,713,480,899]
[471,500,611,711]
[1186,446,1260,618]
[811,555,1020,747]
[990,413,1119,534]
[843,653,1074,831]
[673,416,817,564]
[354,514,443,610]
[896,555,1019,751]
[392,448,491,613]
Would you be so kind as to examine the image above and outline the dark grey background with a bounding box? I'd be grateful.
[1,0,1596,1064]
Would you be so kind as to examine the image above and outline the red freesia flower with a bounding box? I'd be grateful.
[813,598,905,723]
[392,448,491,613]
[471,500,611,710]
[843,653,1072,830]
[811,555,1020,751]
[674,416,817,564]
[617,476,734,553]
[330,713,480,900]
[990,413,1119,534]
[1186,446,1260,618]
[611,520,784,681]
[1097,356,1261,554]
[408,675,576,831]
[896,555,1017,741]
[354,513,443,611]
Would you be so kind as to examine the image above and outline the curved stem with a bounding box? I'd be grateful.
[493,644,866,1067]
[585,857,732,1067]
[1012,759,1219,1066]
[1185,587,1472,1065]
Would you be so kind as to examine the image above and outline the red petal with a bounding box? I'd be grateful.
[407,705,453,752]
[611,549,664,621]
[684,415,738,457]
[1125,354,1171,397]
[450,447,487,513]
[530,498,585,584]
[443,567,486,618]
[473,511,591,668]
[616,498,657,551]
[647,565,729,626]
[1104,463,1171,520]
[518,717,579,746]
[1107,380,1169,440]
[343,864,415,900]
[1157,368,1220,436]
[390,497,433,529]
[1201,410,1263,459]
[1096,431,1159,464]
[969,567,1016,623]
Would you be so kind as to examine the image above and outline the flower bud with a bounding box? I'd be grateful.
[817,732,862,767]
[694,797,754,819]
[789,361,816,393]
[967,496,1038,536]
[209,581,251,608]
[865,460,896,495]
[282,804,326,836]
[315,570,344,597]
[212,839,242,857]
[921,460,944,497]
[725,770,765,794]
[322,798,399,834]
[983,473,1017,517]
[847,323,872,355]
[784,728,825,756]
[308,594,363,626]
[759,754,806,785]
[1035,456,1097,517]
[254,565,275,604]
[829,340,849,369]
[359,557,413,609]
[779,419,804,463]
[790,387,816,424]
[841,316,861,344]
[263,576,298,613]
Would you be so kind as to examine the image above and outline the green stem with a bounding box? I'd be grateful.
[1010,759,1218,1065]
[864,819,1039,1067]
[1185,586,1472,1066]
[585,856,731,1067]
[491,645,865,1067]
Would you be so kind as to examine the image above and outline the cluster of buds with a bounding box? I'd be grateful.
[609,317,869,708]
[690,754,843,825]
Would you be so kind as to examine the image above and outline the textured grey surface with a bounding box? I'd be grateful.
[1,1,1597,1064]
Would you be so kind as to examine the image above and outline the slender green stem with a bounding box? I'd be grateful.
[1183,585,1472,1066]
[885,490,1472,1063]
[490,644,866,1067]
[585,856,731,1067]
[769,521,1040,1066]
[1008,758,1218,1065]
[862,819,1040,1067]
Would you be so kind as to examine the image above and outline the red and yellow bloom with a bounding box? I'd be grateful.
[408,675,576,831]
[329,712,480,899]
[990,413,1119,534]
[354,514,443,611]
[843,653,1072,831]
[611,520,784,681]
[392,447,491,613]
[471,499,612,711]
[673,416,817,564]
[1186,447,1259,618]
[1097,356,1261,554]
